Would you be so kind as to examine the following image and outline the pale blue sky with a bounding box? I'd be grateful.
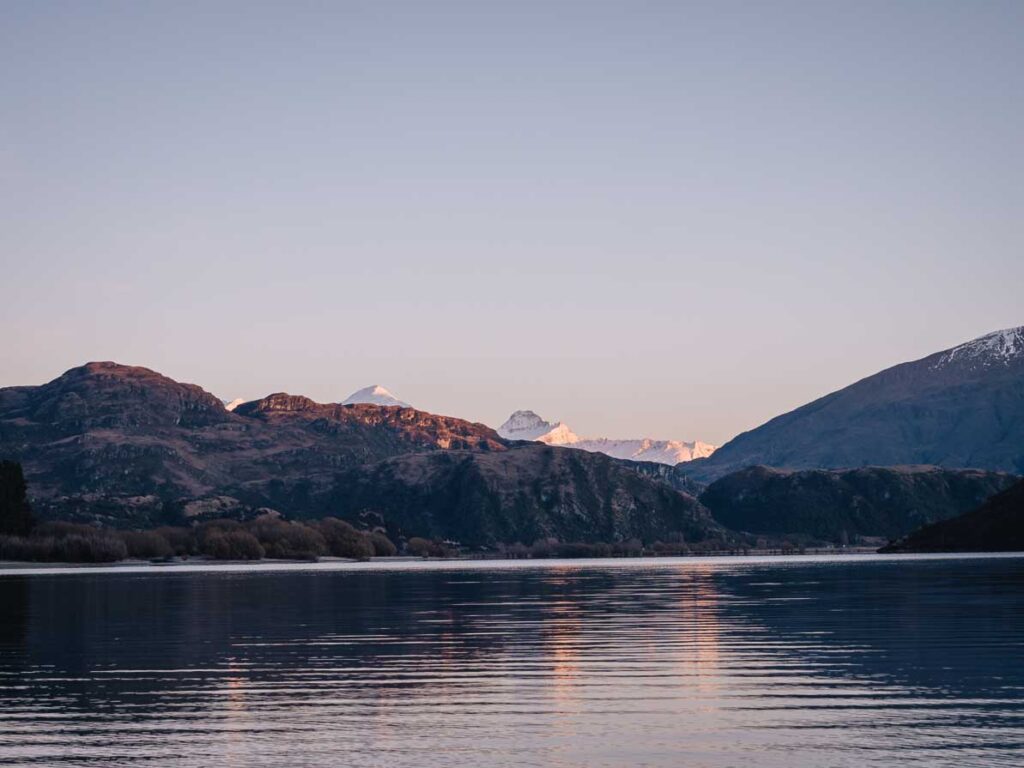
[1,1,1021,444]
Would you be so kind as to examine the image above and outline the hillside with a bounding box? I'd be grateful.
[325,444,727,548]
[882,478,1024,553]
[699,465,1017,544]
[687,327,1024,482]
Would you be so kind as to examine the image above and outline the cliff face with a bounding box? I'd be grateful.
[882,479,1024,553]
[699,465,1018,543]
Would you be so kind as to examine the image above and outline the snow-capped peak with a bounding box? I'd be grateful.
[223,398,246,412]
[497,410,579,444]
[342,385,410,408]
[934,326,1024,369]
[496,409,715,465]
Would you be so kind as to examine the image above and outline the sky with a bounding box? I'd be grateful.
[1,1,1022,445]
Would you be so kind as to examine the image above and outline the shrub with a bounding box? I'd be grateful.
[0,530,126,563]
[555,542,611,558]
[248,518,326,560]
[316,518,373,560]
[153,526,197,556]
[0,535,55,562]
[367,530,397,557]
[530,539,557,558]
[121,531,174,560]
[201,529,264,560]
[406,537,453,558]
[499,542,530,559]
[53,531,128,563]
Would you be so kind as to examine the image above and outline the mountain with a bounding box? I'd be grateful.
[686,326,1024,482]
[496,410,715,465]
[223,398,246,412]
[0,363,724,546]
[699,465,1017,544]
[881,478,1024,553]
[342,385,409,408]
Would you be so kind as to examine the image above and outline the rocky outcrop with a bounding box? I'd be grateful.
[699,465,1018,544]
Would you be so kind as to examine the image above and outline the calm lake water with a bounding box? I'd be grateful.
[0,554,1022,767]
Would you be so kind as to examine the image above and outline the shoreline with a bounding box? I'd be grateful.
[1,549,1022,576]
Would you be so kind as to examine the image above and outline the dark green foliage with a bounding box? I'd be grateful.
[315,518,373,559]
[200,529,264,560]
[0,461,34,535]
[248,517,326,560]
[883,479,1024,553]
[121,530,174,559]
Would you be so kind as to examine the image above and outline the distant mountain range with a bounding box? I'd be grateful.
[497,410,716,465]
[1,325,1021,549]
[685,326,1024,482]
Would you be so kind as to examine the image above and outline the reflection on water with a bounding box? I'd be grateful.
[0,555,1022,767]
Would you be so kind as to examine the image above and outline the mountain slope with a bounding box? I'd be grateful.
[882,478,1024,553]
[699,465,1016,544]
[687,326,1024,482]
[497,410,715,465]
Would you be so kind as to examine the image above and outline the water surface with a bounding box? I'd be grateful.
[1,554,1022,767]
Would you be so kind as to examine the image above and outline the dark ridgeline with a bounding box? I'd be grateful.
[684,327,1024,483]
[882,478,1024,552]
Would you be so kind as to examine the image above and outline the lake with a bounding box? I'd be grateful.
[0,554,1022,767]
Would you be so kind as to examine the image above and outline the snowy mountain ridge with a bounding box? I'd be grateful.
[933,326,1024,369]
[342,385,410,408]
[496,410,715,465]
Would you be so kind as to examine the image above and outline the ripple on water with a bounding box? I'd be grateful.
[0,555,1022,767]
